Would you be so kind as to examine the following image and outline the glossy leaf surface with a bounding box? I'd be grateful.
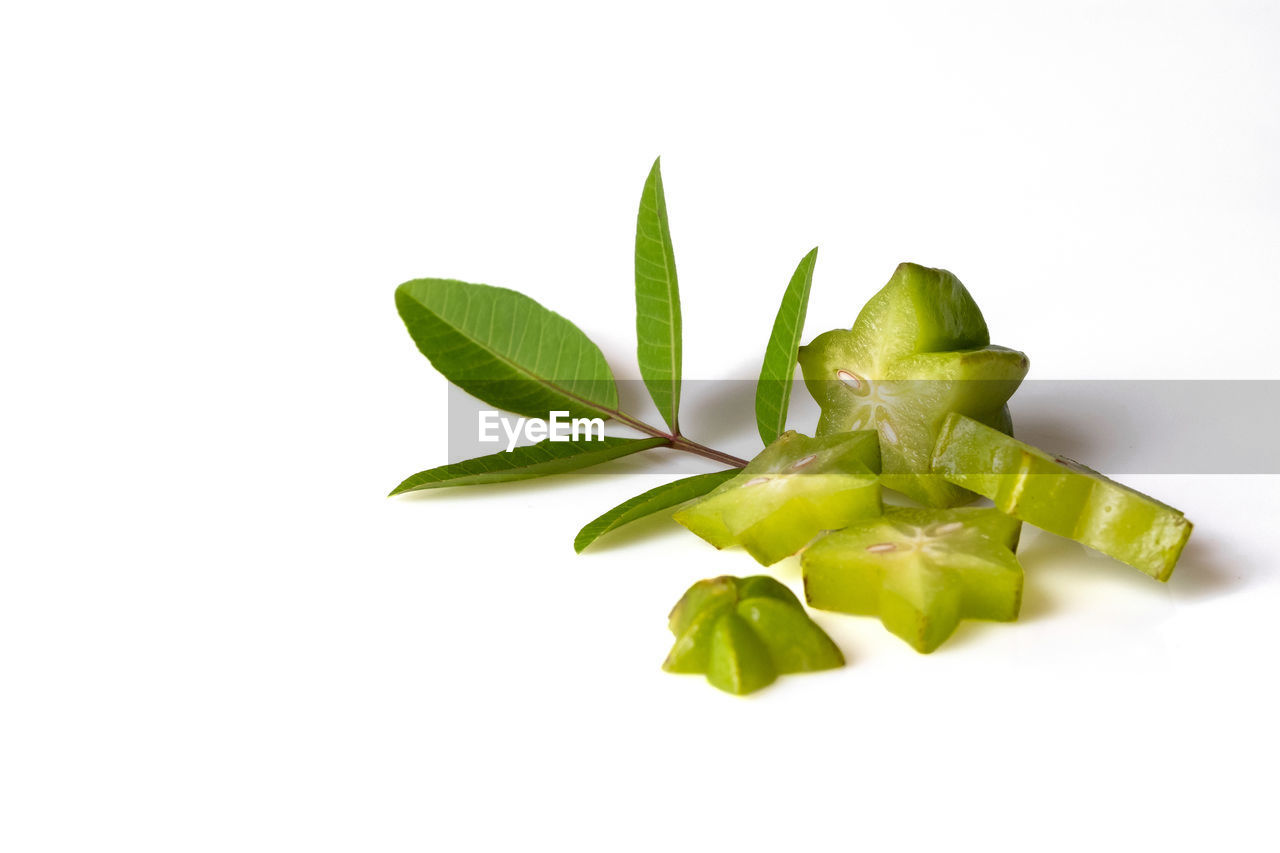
[756,247,818,445]
[573,469,739,553]
[634,157,683,432]
[389,436,666,496]
[396,278,618,419]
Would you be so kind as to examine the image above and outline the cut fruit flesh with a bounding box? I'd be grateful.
[873,402,1017,508]
[807,347,1029,436]
[931,414,1192,581]
[664,576,844,695]
[673,430,882,566]
[800,264,1028,508]
[802,507,1024,654]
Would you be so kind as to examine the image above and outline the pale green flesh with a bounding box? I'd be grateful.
[664,576,844,695]
[801,507,1024,654]
[931,414,1192,581]
[799,263,1027,508]
[674,431,882,566]
[705,613,777,695]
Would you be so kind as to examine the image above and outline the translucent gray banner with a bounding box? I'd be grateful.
[445,380,1280,474]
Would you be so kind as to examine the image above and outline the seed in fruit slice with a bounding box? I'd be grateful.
[664,575,844,695]
[799,263,1028,508]
[802,507,1024,653]
[931,413,1192,581]
[673,430,882,566]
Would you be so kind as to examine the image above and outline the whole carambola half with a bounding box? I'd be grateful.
[799,262,1029,507]
[664,575,844,695]
[673,430,882,566]
[802,507,1024,653]
[931,413,1193,581]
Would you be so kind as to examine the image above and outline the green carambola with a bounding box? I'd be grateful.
[664,575,844,695]
[803,507,1024,653]
[931,413,1193,581]
[673,430,881,566]
[799,262,1028,507]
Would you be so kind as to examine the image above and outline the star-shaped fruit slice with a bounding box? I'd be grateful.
[799,262,1029,507]
[673,430,882,566]
[663,575,844,695]
[802,507,1024,653]
[931,413,1193,581]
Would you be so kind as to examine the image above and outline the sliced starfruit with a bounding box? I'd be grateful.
[673,430,882,566]
[931,413,1192,581]
[802,507,1024,653]
[799,262,1029,507]
[664,575,844,695]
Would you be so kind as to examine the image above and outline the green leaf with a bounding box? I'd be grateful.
[396,278,618,420]
[389,436,667,496]
[755,247,818,445]
[634,157,683,433]
[573,469,739,553]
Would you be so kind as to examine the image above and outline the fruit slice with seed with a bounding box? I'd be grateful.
[802,338,1028,507]
[664,575,844,695]
[673,430,882,565]
[802,507,1023,653]
[799,263,1028,507]
[931,413,1192,581]
[872,399,1021,508]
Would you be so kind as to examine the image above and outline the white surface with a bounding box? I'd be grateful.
[3,2,1278,851]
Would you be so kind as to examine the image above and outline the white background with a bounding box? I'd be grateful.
[3,2,1278,850]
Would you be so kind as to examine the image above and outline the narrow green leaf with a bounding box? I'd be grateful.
[389,436,667,496]
[634,157,683,433]
[573,469,739,553]
[396,278,618,420]
[755,247,819,445]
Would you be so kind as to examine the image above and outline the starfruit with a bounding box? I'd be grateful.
[931,413,1192,581]
[673,430,882,566]
[663,575,844,695]
[799,262,1028,507]
[802,507,1024,653]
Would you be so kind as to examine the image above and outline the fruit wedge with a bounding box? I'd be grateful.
[673,430,882,566]
[802,507,1024,653]
[799,263,1029,507]
[664,575,844,695]
[803,507,1023,652]
[931,413,1192,581]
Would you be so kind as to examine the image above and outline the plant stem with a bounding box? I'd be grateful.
[670,436,750,468]
[609,410,749,468]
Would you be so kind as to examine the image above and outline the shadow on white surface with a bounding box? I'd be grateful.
[1164,534,1247,601]
[1015,526,1243,619]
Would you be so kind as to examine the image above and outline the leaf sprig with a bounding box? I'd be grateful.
[392,158,817,551]
[390,158,1194,679]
